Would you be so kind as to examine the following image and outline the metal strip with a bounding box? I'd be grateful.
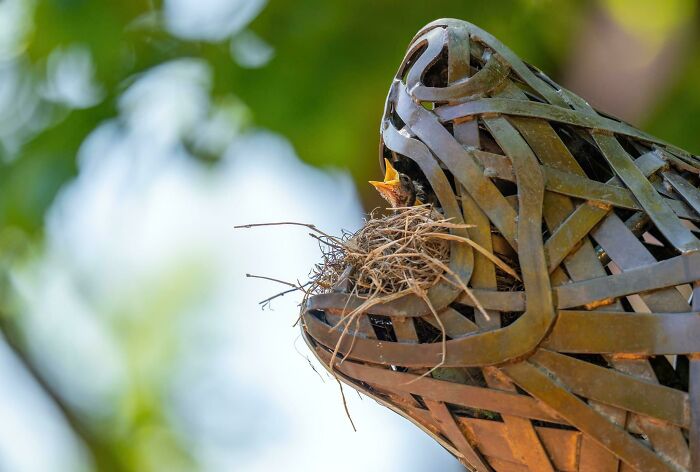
[436,97,662,143]
[327,356,565,424]
[663,171,700,217]
[503,361,676,472]
[593,133,700,253]
[425,399,493,471]
[544,310,700,354]
[531,349,689,427]
[556,251,700,309]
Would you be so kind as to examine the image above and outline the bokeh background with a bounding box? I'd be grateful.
[0,1,698,471]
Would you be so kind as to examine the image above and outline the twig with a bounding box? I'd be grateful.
[235,221,345,246]
[246,273,298,288]
[335,377,357,432]
[246,274,312,309]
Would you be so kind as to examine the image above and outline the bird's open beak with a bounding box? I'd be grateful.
[369,159,405,206]
[369,158,401,193]
[368,180,398,192]
[368,179,400,203]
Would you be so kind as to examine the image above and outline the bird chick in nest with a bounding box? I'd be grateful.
[369,158,430,208]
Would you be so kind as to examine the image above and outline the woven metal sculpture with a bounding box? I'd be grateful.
[301,18,700,471]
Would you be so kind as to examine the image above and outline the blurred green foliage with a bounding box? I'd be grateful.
[1,1,700,470]
[236,1,586,204]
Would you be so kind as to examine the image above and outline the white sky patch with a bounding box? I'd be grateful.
[42,44,104,109]
[0,0,35,61]
[230,30,274,69]
[164,0,267,42]
[0,334,91,472]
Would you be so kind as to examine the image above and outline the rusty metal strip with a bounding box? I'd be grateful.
[481,457,529,471]
[543,166,641,209]
[456,418,521,466]
[458,186,502,328]
[435,98,667,146]
[482,112,555,335]
[424,399,493,471]
[541,151,666,273]
[660,146,700,172]
[325,356,566,424]
[446,25,499,330]
[410,20,569,108]
[588,211,692,469]
[579,436,621,472]
[669,198,700,222]
[544,310,700,354]
[391,316,418,343]
[658,146,700,174]
[422,306,479,337]
[544,201,608,273]
[404,27,446,98]
[482,367,556,472]
[507,114,585,173]
[307,300,541,366]
[406,23,510,102]
[460,116,554,469]
[458,417,580,471]
[625,388,691,472]
[471,155,643,210]
[324,311,376,339]
[411,52,510,102]
[447,25,481,149]
[502,361,677,472]
[663,171,700,217]
[591,212,691,312]
[593,133,700,253]
[457,288,525,312]
[454,79,556,471]
[472,149,514,178]
[535,427,580,472]
[555,251,700,309]
[530,349,689,427]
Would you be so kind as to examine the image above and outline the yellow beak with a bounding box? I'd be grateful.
[369,158,401,192]
[369,158,424,207]
[381,158,400,182]
[369,158,401,202]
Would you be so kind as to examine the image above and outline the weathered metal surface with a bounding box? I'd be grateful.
[300,18,700,471]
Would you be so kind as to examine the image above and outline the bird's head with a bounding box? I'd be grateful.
[369,158,420,208]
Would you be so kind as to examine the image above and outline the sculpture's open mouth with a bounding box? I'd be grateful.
[302,17,700,472]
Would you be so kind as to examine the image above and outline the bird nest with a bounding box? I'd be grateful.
[300,18,700,472]
[308,205,455,299]
[305,205,519,372]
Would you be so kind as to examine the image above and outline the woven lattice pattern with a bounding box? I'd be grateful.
[301,18,700,472]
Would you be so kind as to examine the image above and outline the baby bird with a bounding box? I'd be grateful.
[369,159,423,208]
